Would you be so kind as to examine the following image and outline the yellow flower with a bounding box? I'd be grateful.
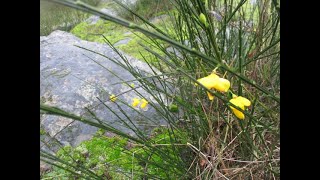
[140,99,148,109]
[229,95,251,120]
[206,91,214,100]
[109,94,117,102]
[195,72,230,100]
[212,78,230,93]
[195,73,219,89]
[132,98,140,107]
[130,83,135,88]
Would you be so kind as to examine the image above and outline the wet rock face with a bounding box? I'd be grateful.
[40,30,168,149]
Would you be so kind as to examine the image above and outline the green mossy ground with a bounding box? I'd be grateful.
[42,128,187,179]
[70,19,171,65]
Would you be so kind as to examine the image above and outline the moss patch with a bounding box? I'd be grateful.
[71,20,128,44]
[40,128,46,135]
[41,127,188,179]
[42,131,140,179]
[116,31,166,64]
[70,16,175,67]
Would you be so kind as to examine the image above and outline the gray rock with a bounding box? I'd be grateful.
[40,161,52,175]
[86,8,117,24]
[85,0,137,24]
[40,30,171,150]
[208,11,222,22]
[250,0,257,5]
[123,31,132,36]
[149,14,169,24]
[85,15,101,25]
[166,46,183,59]
[114,38,131,46]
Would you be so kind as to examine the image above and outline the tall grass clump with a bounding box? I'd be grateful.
[40,0,101,36]
[41,0,280,179]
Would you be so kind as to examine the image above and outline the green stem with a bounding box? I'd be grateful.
[238,17,242,96]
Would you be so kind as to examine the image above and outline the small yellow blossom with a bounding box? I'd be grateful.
[195,72,230,100]
[229,95,251,120]
[132,98,140,107]
[206,91,214,100]
[130,83,135,88]
[195,73,219,89]
[212,78,230,93]
[140,99,149,109]
[109,94,117,102]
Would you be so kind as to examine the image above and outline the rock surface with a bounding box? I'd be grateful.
[40,161,52,175]
[40,30,169,150]
[86,8,117,24]
[86,0,137,25]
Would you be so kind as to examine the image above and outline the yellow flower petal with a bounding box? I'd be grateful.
[229,95,251,120]
[195,77,215,89]
[212,78,230,92]
[206,91,214,100]
[208,72,219,79]
[195,73,219,89]
[109,94,117,102]
[140,99,148,109]
[236,96,251,106]
[229,99,245,110]
[132,98,140,107]
[231,108,245,119]
[229,98,245,119]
